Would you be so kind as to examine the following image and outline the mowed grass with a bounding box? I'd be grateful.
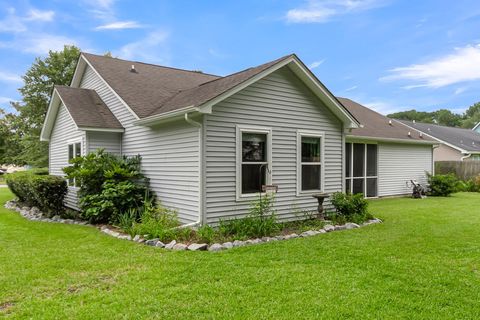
[1,189,480,319]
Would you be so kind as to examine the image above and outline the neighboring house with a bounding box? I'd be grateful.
[473,122,480,134]
[41,53,433,225]
[339,98,436,197]
[399,120,480,161]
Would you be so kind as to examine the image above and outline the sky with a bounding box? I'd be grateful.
[1,0,480,116]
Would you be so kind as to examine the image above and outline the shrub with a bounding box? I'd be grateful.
[63,150,153,224]
[131,201,180,242]
[6,170,67,216]
[330,192,371,223]
[197,224,216,243]
[218,193,279,239]
[455,175,480,193]
[427,173,457,196]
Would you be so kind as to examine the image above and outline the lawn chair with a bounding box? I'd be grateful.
[406,180,428,199]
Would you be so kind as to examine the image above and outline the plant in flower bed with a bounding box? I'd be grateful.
[328,192,373,225]
[63,150,153,224]
[427,173,457,197]
[455,175,480,193]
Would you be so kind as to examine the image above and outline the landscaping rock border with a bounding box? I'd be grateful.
[4,199,383,252]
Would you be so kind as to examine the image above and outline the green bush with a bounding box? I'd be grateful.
[6,170,67,216]
[455,175,480,193]
[330,192,371,223]
[218,193,279,239]
[131,201,180,242]
[427,173,457,196]
[63,150,153,224]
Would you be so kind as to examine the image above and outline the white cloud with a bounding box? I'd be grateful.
[344,85,358,92]
[0,72,22,83]
[0,96,14,104]
[308,59,325,69]
[362,100,403,115]
[116,30,169,63]
[381,44,480,88]
[454,87,467,95]
[95,21,143,30]
[25,9,55,22]
[286,0,387,23]
[0,34,80,55]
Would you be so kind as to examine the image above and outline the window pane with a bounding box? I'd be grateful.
[366,178,377,197]
[68,144,74,161]
[366,144,377,176]
[75,143,81,158]
[345,179,351,194]
[352,178,364,195]
[242,164,266,194]
[345,143,351,177]
[242,133,266,162]
[353,143,365,177]
[301,137,321,162]
[302,164,321,191]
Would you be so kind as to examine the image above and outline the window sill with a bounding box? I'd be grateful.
[296,190,324,197]
[236,192,268,202]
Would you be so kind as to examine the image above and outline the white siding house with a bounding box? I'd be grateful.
[41,53,435,225]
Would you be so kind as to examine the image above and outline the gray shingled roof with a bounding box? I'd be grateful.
[82,53,294,119]
[339,98,435,143]
[398,120,480,152]
[55,85,123,129]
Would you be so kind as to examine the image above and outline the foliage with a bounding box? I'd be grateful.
[454,175,480,193]
[218,193,279,239]
[0,46,81,167]
[196,224,216,243]
[427,173,457,197]
[6,169,67,216]
[63,150,152,224]
[131,201,180,242]
[330,192,372,223]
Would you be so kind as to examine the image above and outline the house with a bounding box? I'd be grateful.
[41,53,434,225]
[339,98,436,197]
[399,120,480,161]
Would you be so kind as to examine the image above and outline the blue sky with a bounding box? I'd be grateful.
[1,0,480,115]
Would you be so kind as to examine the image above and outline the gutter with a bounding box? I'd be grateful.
[461,153,472,161]
[345,135,437,145]
[182,112,204,228]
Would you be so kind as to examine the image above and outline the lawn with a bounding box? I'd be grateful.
[1,189,480,319]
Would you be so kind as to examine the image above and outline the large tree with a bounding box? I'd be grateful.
[0,45,80,167]
[388,108,464,127]
[461,102,480,129]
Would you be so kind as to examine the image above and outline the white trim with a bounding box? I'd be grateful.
[77,126,125,133]
[66,139,83,189]
[473,122,480,131]
[235,125,273,201]
[81,55,140,120]
[346,134,436,145]
[296,130,325,197]
[133,106,199,126]
[345,142,378,198]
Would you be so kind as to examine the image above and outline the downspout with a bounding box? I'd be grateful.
[181,112,204,228]
[461,153,472,161]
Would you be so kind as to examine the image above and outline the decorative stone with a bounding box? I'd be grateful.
[232,240,245,247]
[165,240,176,249]
[223,242,234,249]
[244,240,255,245]
[172,243,188,251]
[334,225,346,231]
[155,241,166,248]
[145,238,159,246]
[252,238,263,244]
[285,233,299,240]
[323,224,335,232]
[208,243,224,252]
[301,230,317,237]
[345,222,360,229]
[188,243,208,251]
[275,235,285,241]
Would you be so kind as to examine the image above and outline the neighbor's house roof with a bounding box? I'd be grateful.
[40,86,124,141]
[398,120,480,154]
[70,52,359,127]
[339,98,436,144]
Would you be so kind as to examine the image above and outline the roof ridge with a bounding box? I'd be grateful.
[400,119,477,133]
[81,52,221,78]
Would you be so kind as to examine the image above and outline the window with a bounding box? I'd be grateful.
[297,131,324,195]
[67,141,82,187]
[236,126,272,199]
[345,143,377,198]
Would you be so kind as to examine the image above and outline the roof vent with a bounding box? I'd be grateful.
[130,64,137,73]
[408,131,411,137]
[388,119,392,126]
[420,132,423,138]
[413,120,416,123]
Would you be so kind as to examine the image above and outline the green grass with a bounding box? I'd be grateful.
[1,189,480,319]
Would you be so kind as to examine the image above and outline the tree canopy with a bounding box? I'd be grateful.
[0,45,80,167]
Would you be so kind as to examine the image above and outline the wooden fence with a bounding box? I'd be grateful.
[435,161,480,180]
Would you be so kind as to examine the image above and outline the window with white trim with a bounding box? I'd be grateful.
[237,126,272,198]
[345,143,377,197]
[297,131,324,194]
[67,141,82,187]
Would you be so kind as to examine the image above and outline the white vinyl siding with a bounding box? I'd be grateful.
[378,143,433,196]
[49,104,85,210]
[86,131,122,155]
[80,65,200,223]
[204,66,344,224]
